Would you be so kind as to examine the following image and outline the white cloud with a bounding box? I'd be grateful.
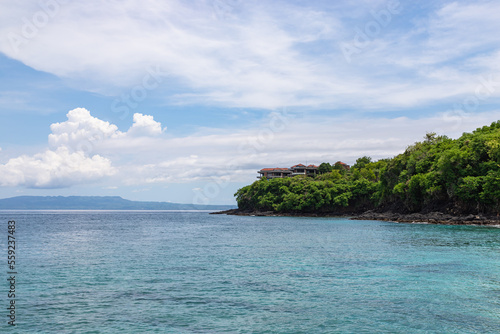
[108,109,500,186]
[0,147,115,188]
[48,108,165,153]
[49,108,122,151]
[1,107,500,191]
[2,1,500,203]
[0,108,166,188]
[127,113,165,136]
[424,2,500,64]
[2,1,499,110]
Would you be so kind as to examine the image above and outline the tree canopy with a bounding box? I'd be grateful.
[235,121,500,215]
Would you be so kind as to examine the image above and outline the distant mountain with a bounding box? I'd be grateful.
[0,196,236,211]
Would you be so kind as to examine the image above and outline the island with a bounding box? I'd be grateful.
[0,196,235,211]
[217,121,500,225]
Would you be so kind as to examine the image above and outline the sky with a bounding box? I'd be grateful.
[0,0,500,205]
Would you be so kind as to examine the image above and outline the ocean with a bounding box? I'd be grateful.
[1,211,499,333]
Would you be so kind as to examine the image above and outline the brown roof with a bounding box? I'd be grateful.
[260,168,290,171]
[259,164,319,172]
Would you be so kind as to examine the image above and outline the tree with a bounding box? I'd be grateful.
[235,121,500,215]
[333,161,349,174]
[424,132,437,143]
[318,162,333,174]
[352,156,371,170]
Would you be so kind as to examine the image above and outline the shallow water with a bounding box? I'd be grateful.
[1,211,499,333]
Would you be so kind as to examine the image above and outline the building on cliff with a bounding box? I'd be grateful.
[258,162,350,179]
[257,164,319,179]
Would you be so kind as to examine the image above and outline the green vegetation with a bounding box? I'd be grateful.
[235,121,500,215]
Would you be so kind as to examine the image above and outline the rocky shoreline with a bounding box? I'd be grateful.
[211,209,500,226]
[352,210,500,226]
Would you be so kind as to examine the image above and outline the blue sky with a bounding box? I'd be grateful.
[0,0,500,205]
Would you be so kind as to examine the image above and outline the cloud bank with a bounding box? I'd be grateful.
[0,147,115,188]
[1,1,500,110]
[1,107,499,189]
[0,108,166,188]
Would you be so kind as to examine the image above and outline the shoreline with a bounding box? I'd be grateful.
[211,209,500,226]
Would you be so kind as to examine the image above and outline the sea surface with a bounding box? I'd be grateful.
[1,211,499,333]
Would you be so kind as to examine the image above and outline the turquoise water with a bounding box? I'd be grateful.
[1,211,499,333]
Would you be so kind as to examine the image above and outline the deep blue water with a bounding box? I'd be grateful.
[1,211,499,333]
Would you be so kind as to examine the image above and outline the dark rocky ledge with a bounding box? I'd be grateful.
[211,209,500,226]
[352,210,500,226]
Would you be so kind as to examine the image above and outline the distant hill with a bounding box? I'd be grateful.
[0,196,236,211]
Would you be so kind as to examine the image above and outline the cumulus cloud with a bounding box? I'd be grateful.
[0,147,115,188]
[48,108,165,152]
[0,108,166,188]
[1,107,500,191]
[127,113,165,136]
[49,108,122,151]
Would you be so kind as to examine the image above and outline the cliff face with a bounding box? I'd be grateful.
[235,121,500,217]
